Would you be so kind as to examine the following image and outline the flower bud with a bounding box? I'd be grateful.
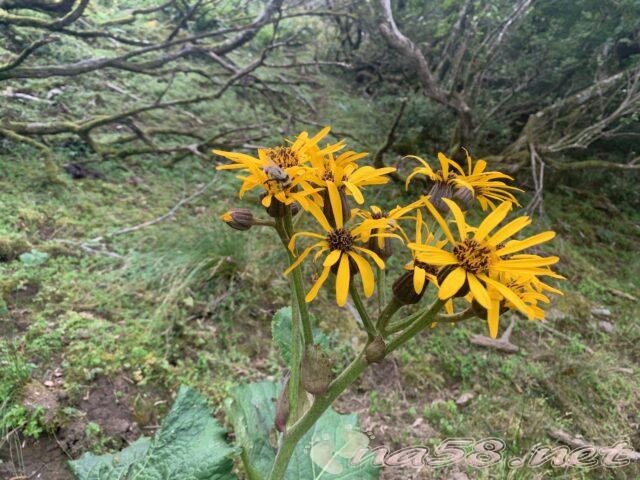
[367,234,393,260]
[221,208,254,230]
[321,188,349,228]
[393,271,426,305]
[365,336,386,364]
[453,186,474,210]
[274,373,290,433]
[437,265,470,299]
[428,182,455,213]
[301,344,332,396]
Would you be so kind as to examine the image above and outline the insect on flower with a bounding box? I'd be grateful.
[214,127,341,210]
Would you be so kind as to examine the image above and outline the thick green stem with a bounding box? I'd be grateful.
[349,283,376,340]
[275,217,304,422]
[377,296,403,335]
[268,352,368,480]
[283,210,313,345]
[268,301,449,480]
[288,273,303,422]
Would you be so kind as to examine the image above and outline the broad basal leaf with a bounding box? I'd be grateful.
[271,307,330,367]
[69,386,237,480]
[225,380,379,480]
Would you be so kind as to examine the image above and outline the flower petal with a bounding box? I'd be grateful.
[336,254,351,306]
[349,252,375,297]
[306,267,331,302]
[438,267,466,300]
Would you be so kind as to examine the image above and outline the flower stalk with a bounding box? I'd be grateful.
[268,299,447,480]
[216,132,563,480]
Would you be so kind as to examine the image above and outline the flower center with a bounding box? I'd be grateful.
[453,238,493,274]
[414,260,438,275]
[371,211,387,220]
[322,171,334,181]
[327,228,354,252]
[435,170,457,182]
[265,146,301,168]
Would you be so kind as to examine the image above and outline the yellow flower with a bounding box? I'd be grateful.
[408,197,562,338]
[284,183,394,307]
[352,201,421,258]
[214,127,340,209]
[403,209,446,294]
[306,149,396,204]
[459,149,522,210]
[405,150,522,211]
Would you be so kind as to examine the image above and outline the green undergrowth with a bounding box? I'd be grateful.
[1,136,639,479]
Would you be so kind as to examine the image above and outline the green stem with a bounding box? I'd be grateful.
[275,217,304,422]
[385,305,427,334]
[387,299,444,353]
[288,273,303,422]
[377,296,403,335]
[376,268,388,317]
[283,210,314,345]
[268,300,448,480]
[434,307,475,323]
[349,283,376,340]
[268,352,369,480]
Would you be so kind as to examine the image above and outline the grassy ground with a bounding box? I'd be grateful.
[0,135,638,479]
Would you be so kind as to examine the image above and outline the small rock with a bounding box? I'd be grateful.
[43,380,55,387]
[455,392,475,406]
[448,473,470,480]
[22,381,59,424]
[545,308,566,321]
[599,320,614,333]
[591,307,611,318]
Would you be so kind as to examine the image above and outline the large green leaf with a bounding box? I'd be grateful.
[225,380,379,480]
[271,307,330,367]
[69,386,237,480]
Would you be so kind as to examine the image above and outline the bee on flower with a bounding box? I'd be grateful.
[214,127,341,214]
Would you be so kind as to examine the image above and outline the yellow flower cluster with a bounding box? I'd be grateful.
[215,127,563,339]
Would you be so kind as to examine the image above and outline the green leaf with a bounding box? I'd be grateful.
[69,386,237,480]
[225,380,379,480]
[19,249,48,266]
[272,307,330,367]
[272,307,296,367]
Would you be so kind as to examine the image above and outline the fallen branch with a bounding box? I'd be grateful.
[89,175,219,243]
[470,317,519,353]
[548,428,640,462]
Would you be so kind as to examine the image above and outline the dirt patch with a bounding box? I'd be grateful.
[335,358,468,480]
[0,434,73,480]
[22,381,62,424]
[0,280,40,338]
[59,375,144,457]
